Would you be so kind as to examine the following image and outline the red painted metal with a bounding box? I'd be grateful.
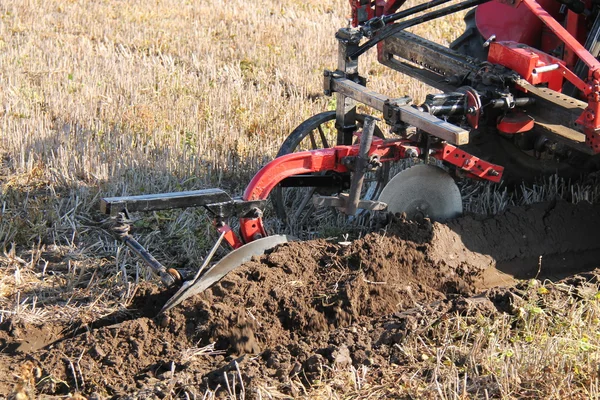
[380,0,406,16]
[488,39,600,139]
[519,0,600,134]
[521,0,600,79]
[216,223,244,249]
[488,42,568,91]
[240,147,351,242]
[238,137,505,241]
[497,112,535,134]
[350,0,374,26]
[563,11,588,68]
[243,148,349,202]
[238,139,420,242]
[242,138,419,203]
[435,144,504,183]
[238,217,267,244]
[475,0,561,45]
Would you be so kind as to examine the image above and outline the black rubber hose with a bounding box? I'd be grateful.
[381,0,454,25]
[350,0,492,59]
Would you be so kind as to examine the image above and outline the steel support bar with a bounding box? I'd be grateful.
[346,116,376,215]
[330,77,469,144]
[112,214,182,287]
[100,189,232,216]
[121,234,181,287]
[382,31,479,78]
[335,28,361,145]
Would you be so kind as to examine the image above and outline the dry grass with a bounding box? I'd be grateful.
[1,0,600,398]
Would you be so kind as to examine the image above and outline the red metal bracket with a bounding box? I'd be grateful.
[240,147,350,242]
[435,144,504,183]
[488,41,587,92]
[216,223,243,249]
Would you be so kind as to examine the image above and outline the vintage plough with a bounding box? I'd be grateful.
[101,0,600,312]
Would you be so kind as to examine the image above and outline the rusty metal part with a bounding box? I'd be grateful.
[514,78,593,154]
[313,193,388,211]
[325,76,469,145]
[345,116,377,215]
[112,213,182,288]
[380,30,480,88]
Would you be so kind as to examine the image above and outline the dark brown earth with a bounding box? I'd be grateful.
[1,201,600,398]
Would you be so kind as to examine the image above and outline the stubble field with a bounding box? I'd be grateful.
[1,0,600,399]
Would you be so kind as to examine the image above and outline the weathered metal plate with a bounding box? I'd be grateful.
[160,235,295,314]
[379,164,462,221]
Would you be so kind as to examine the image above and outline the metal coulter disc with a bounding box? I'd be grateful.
[379,164,462,221]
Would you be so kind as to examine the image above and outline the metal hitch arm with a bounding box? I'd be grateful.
[112,213,182,288]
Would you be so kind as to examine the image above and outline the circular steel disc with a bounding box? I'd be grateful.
[379,164,462,221]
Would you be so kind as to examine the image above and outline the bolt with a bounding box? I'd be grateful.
[342,157,353,165]
[586,110,596,121]
[463,159,472,167]
[487,169,499,176]
[249,207,263,218]
[405,148,418,158]
[369,156,382,169]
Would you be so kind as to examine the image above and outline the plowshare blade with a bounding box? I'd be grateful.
[160,235,294,314]
[379,164,462,221]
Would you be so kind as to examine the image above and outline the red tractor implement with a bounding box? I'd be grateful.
[101,0,600,312]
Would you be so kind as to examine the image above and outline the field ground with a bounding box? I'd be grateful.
[1,0,600,399]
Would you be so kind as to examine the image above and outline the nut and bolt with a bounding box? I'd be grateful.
[249,207,263,218]
[405,148,418,158]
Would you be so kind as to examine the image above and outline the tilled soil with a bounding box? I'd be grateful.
[2,201,600,398]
